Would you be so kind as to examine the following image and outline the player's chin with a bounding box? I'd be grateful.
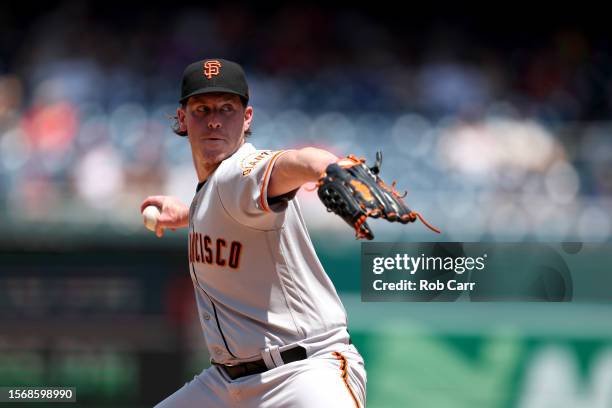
[199,146,230,164]
[198,138,227,150]
[198,138,224,148]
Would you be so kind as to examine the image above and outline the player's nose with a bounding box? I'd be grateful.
[207,120,221,129]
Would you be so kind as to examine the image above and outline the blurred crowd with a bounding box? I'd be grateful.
[0,2,611,241]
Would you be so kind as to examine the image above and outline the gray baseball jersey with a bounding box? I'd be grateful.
[188,142,350,365]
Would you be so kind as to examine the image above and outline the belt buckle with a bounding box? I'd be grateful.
[212,361,242,380]
[212,360,238,368]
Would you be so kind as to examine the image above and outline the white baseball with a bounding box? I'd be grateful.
[142,205,161,232]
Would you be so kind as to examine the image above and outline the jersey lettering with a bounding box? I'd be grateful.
[216,239,226,266]
[240,150,273,176]
[189,233,241,270]
[204,235,213,263]
[195,234,201,262]
[228,242,242,269]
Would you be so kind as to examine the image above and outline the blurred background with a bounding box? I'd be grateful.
[1,1,611,407]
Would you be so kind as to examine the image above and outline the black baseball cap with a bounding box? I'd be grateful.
[179,58,249,104]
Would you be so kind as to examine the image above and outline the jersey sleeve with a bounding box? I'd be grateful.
[215,149,297,230]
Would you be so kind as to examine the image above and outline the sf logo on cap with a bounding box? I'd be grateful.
[203,60,222,79]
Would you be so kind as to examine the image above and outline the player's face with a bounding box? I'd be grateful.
[178,93,253,167]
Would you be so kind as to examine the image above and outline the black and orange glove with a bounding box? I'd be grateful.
[316,152,441,240]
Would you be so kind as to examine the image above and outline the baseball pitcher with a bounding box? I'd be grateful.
[141,58,437,407]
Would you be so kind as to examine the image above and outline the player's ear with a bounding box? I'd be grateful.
[176,107,187,133]
[243,106,253,134]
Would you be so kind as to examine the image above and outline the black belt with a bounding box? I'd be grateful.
[213,346,307,380]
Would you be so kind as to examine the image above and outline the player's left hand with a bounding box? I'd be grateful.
[316,152,441,239]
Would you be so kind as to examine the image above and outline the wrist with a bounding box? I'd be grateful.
[311,151,338,179]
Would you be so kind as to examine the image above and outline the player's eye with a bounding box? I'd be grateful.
[195,106,211,113]
[221,105,234,113]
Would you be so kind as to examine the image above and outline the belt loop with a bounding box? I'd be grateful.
[269,345,284,367]
[261,347,277,369]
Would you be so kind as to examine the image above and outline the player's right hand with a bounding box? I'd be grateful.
[140,195,190,238]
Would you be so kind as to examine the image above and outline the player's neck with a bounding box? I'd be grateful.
[195,161,221,183]
[193,139,246,182]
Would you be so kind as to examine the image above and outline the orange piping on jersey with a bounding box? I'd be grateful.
[332,351,360,408]
[259,150,289,213]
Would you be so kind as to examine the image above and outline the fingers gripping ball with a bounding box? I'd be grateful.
[142,205,161,232]
[317,152,441,240]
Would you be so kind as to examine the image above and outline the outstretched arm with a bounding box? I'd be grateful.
[268,147,338,198]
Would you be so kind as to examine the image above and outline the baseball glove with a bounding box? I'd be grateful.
[317,152,440,240]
